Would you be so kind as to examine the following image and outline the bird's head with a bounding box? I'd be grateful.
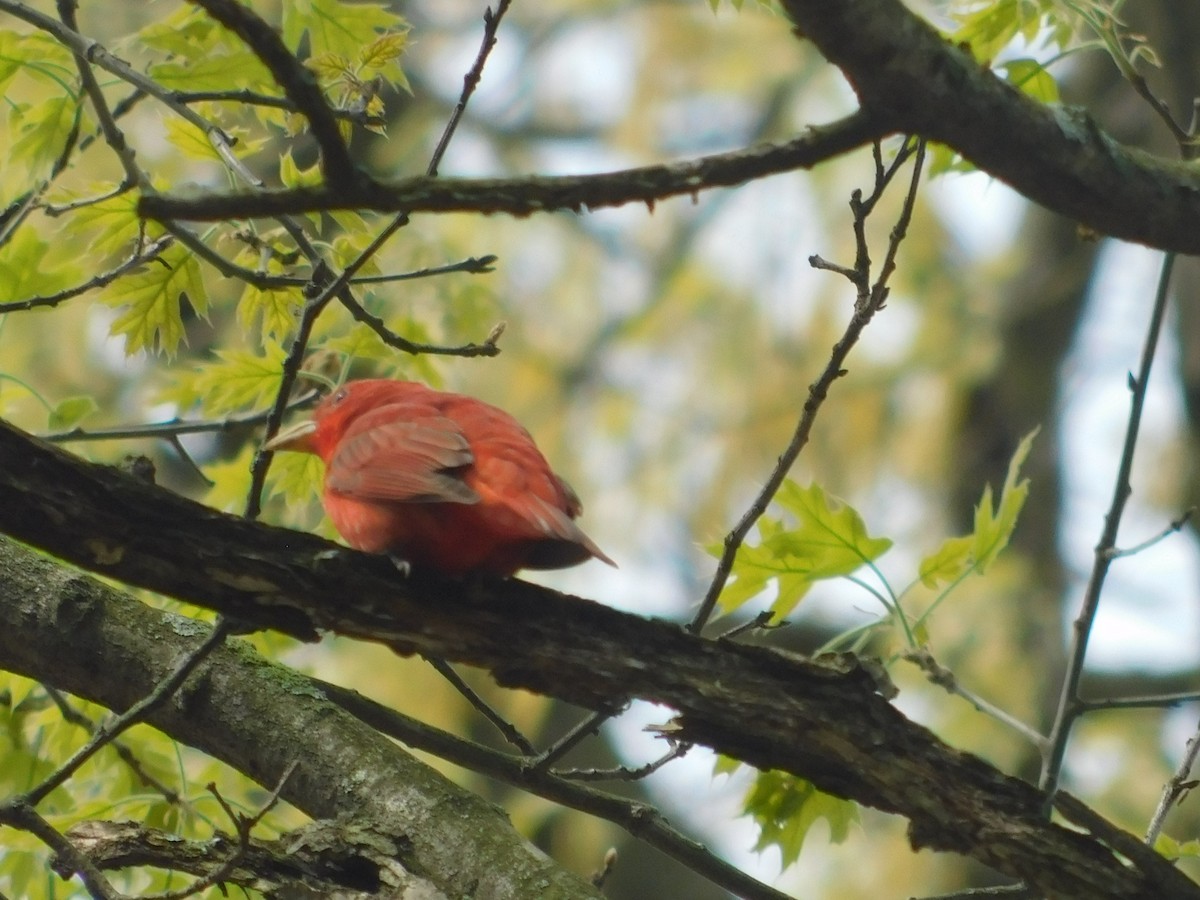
[263,380,419,461]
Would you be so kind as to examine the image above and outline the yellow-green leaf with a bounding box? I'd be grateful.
[238,283,303,341]
[919,428,1037,587]
[283,0,407,59]
[202,444,255,514]
[101,244,208,356]
[10,95,80,177]
[267,451,325,510]
[743,770,858,868]
[189,344,288,416]
[48,395,98,431]
[714,482,891,617]
[999,58,1059,104]
[0,227,78,300]
[771,482,893,579]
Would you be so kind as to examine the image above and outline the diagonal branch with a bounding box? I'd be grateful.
[136,112,886,221]
[136,0,1200,254]
[775,0,1200,253]
[0,421,1194,898]
[0,537,596,900]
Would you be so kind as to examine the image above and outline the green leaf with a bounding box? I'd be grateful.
[0,227,78,300]
[1155,833,1200,861]
[48,395,98,431]
[202,444,256,514]
[63,190,144,257]
[998,58,1059,103]
[188,344,289,416]
[715,482,891,617]
[771,482,893,578]
[283,0,408,59]
[743,770,858,868]
[101,244,208,356]
[919,428,1037,587]
[9,94,81,178]
[267,451,325,510]
[952,0,1043,64]
[238,283,303,341]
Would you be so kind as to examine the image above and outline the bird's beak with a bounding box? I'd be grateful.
[263,419,318,453]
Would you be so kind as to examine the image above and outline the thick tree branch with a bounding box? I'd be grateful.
[776,0,1200,252]
[0,422,1195,898]
[138,0,1200,254]
[136,113,885,221]
[0,536,597,900]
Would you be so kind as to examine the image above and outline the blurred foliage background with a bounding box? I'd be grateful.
[2,0,1199,897]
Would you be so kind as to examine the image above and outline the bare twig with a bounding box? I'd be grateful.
[532,709,623,770]
[1078,691,1200,713]
[906,649,1047,751]
[1039,251,1177,802]
[427,0,513,177]
[22,619,234,807]
[0,802,123,900]
[555,745,689,782]
[1109,508,1194,559]
[690,138,926,633]
[1145,720,1200,846]
[136,760,300,900]
[41,391,318,444]
[139,112,887,223]
[315,678,794,900]
[425,656,535,755]
[43,686,182,806]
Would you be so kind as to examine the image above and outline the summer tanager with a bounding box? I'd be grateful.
[264,379,615,576]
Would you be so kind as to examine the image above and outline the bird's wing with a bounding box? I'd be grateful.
[327,412,480,504]
[471,447,616,567]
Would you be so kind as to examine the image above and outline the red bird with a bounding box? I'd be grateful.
[264,379,614,576]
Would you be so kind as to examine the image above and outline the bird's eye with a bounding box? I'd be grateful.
[331,388,348,405]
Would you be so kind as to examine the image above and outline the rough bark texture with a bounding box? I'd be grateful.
[0,535,600,900]
[138,0,1200,253]
[0,422,1195,898]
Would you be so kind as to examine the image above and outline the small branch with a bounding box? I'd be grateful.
[43,686,181,806]
[689,138,925,633]
[555,745,689,782]
[22,619,235,807]
[906,649,1047,751]
[1039,251,1177,802]
[1109,508,1194,559]
[427,0,513,177]
[532,709,623,770]
[1145,720,1200,846]
[171,87,386,129]
[139,761,298,900]
[425,656,535,755]
[0,802,123,900]
[41,392,318,444]
[316,679,794,900]
[0,235,174,313]
[335,291,503,357]
[1078,691,1200,713]
[717,611,780,640]
[138,112,886,221]
[57,0,140,188]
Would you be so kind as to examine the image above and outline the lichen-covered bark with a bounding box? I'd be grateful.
[0,536,600,900]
